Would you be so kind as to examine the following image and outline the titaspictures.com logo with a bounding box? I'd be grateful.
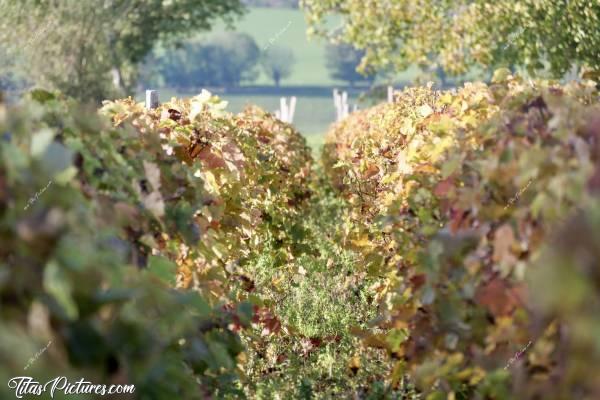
[7,376,135,398]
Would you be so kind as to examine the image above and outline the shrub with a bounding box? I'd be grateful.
[322,71,600,399]
[0,91,248,398]
[0,88,312,398]
[99,91,312,300]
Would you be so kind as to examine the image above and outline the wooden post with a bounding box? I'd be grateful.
[146,90,159,109]
[387,86,394,103]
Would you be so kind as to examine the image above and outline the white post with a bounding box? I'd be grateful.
[288,96,297,123]
[333,89,341,121]
[280,97,288,122]
[274,97,297,123]
[341,91,349,119]
[333,90,354,121]
[387,86,393,104]
[146,90,159,109]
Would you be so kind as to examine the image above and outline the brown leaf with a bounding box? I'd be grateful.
[363,164,380,179]
[222,141,246,172]
[252,307,281,336]
[167,108,182,121]
[196,146,227,169]
[409,274,426,290]
[433,178,454,198]
[449,208,469,233]
[188,142,204,159]
[475,277,522,316]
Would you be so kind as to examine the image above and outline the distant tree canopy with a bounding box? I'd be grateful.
[0,0,244,101]
[211,32,261,86]
[302,0,600,79]
[260,46,295,87]
[325,44,374,86]
[150,32,260,89]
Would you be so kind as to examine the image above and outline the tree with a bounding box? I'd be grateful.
[0,0,243,101]
[210,32,260,87]
[325,44,373,86]
[147,42,224,89]
[301,0,600,79]
[147,32,260,89]
[260,46,295,87]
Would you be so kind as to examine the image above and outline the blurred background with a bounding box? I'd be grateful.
[3,0,590,149]
[0,0,488,150]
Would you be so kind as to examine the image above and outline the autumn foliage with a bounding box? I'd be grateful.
[2,74,600,399]
[100,91,313,301]
[322,71,600,399]
[0,89,312,398]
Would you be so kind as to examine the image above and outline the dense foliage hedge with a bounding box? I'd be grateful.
[322,71,600,399]
[100,91,312,302]
[0,89,311,398]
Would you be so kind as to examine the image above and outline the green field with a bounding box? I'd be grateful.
[205,7,336,86]
[203,7,421,86]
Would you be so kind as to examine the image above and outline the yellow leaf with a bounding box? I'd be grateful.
[351,236,373,248]
[418,104,434,118]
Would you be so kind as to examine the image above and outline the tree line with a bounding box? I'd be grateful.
[140,33,373,89]
[0,0,372,102]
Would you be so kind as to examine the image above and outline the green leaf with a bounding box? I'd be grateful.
[236,302,253,326]
[492,68,512,83]
[53,166,78,184]
[207,341,234,370]
[31,128,56,158]
[28,89,57,104]
[385,328,409,352]
[44,261,78,319]
[441,156,461,179]
[179,292,211,317]
[147,255,177,286]
[41,142,73,176]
